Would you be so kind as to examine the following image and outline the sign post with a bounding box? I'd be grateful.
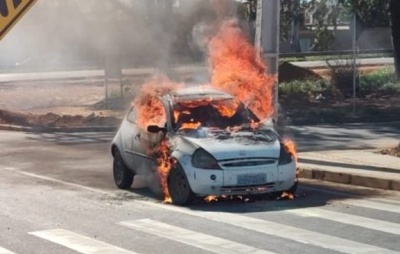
[0,0,38,40]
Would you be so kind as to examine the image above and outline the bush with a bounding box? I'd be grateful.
[359,68,398,96]
[279,79,332,100]
[327,58,359,98]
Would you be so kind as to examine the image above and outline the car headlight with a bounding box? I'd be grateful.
[192,148,221,169]
[278,143,293,165]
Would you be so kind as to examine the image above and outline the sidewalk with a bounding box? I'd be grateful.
[298,149,400,191]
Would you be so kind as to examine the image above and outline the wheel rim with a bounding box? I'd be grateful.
[170,170,189,201]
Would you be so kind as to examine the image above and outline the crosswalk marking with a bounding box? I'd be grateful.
[284,207,400,235]
[140,201,398,254]
[0,247,17,254]
[119,219,276,254]
[29,229,137,254]
[339,199,400,214]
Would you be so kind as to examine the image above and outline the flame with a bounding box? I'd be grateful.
[179,122,201,130]
[156,139,173,203]
[204,195,218,202]
[283,139,298,163]
[212,99,239,117]
[280,192,295,200]
[133,75,183,128]
[208,19,276,120]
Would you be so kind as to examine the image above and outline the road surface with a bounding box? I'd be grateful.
[0,130,399,254]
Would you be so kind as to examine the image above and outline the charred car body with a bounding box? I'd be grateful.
[111,87,297,205]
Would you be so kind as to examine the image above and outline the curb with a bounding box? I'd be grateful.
[0,124,117,133]
[299,167,400,191]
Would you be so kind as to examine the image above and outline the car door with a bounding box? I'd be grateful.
[135,98,168,173]
[120,107,141,170]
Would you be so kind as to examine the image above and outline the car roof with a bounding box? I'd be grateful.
[169,86,233,101]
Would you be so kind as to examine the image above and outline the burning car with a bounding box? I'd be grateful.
[111,87,297,205]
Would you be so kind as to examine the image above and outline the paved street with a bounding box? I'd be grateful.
[0,130,400,254]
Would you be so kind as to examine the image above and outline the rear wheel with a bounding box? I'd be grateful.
[168,165,195,206]
[113,150,134,189]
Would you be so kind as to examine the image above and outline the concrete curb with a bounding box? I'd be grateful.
[299,167,400,191]
[0,124,117,133]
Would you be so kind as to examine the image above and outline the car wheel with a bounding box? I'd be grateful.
[168,164,195,206]
[113,150,134,189]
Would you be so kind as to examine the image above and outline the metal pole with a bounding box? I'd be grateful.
[352,12,357,116]
[255,0,280,121]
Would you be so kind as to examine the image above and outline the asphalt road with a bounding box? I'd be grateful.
[1,130,400,254]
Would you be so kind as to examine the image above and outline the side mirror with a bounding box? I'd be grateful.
[147,125,167,133]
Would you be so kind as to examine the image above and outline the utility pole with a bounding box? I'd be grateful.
[255,0,280,121]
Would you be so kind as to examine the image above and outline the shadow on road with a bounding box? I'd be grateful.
[287,122,400,152]
[26,131,115,145]
[299,158,400,173]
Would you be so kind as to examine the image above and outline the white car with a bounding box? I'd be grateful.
[111,87,297,205]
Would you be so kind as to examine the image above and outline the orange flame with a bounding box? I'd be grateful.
[133,75,183,128]
[204,195,218,202]
[179,122,201,130]
[156,139,173,204]
[283,139,298,163]
[208,19,276,120]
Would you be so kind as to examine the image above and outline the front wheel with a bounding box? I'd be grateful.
[168,165,195,206]
[113,150,134,189]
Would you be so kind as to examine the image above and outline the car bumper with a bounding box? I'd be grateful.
[178,155,297,196]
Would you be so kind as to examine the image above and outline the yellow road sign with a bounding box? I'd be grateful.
[0,0,38,40]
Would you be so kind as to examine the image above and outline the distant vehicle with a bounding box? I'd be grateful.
[111,87,297,205]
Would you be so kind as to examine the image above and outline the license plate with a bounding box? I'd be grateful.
[237,173,266,186]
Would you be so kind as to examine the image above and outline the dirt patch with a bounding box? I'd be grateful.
[380,143,400,158]
[0,109,121,128]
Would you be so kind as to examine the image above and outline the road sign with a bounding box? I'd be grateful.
[0,0,38,40]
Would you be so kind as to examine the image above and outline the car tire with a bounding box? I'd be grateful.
[113,150,134,189]
[168,164,195,206]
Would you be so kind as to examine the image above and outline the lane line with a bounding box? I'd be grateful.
[29,229,137,254]
[119,219,275,254]
[141,202,398,254]
[338,199,400,214]
[284,207,400,235]
[1,167,110,195]
[0,247,17,254]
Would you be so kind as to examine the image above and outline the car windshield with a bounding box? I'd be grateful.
[172,97,260,131]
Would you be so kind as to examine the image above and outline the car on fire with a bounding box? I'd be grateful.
[111,87,297,205]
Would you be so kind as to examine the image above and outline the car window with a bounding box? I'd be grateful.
[127,108,137,123]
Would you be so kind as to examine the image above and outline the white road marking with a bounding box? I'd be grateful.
[4,167,400,253]
[302,185,400,205]
[1,167,109,195]
[284,207,400,235]
[338,199,400,214]
[141,202,398,254]
[0,247,17,254]
[29,229,137,254]
[119,219,275,254]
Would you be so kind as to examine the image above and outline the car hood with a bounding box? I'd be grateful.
[176,129,280,160]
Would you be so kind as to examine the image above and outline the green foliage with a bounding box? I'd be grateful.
[359,68,400,96]
[339,0,390,27]
[280,68,400,101]
[279,79,331,100]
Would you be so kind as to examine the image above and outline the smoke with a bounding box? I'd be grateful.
[0,0,242,72]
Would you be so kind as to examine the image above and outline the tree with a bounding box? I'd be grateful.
[339,0,390,28]
[390,0,400,79]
